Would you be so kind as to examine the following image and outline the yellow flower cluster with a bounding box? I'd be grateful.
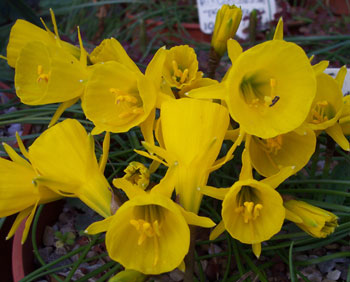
[0,6,348,277]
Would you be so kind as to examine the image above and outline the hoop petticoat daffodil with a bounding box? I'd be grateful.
[306,68,350,151]
[82,61,156,135]
[28,119,112,218]
[5,9,80,68]
[246,126,316,177]
[284,199,338,238]
[211,4,242,57]
[339,95,350,135]
[0,133,61,243]
[135,98,245,214]
[199,150,296,258]
[188,40,316,139]
[85,167,215,275]
[162,45,199,89]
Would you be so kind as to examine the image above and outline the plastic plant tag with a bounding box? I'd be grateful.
[196,0,277,38]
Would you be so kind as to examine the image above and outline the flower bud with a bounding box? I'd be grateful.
[211,4,242,57]
[284,199,338,238]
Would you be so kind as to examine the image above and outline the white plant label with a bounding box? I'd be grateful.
[196,0,277,39]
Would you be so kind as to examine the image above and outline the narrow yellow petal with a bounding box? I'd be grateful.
[6,207,32,240]
[179,207,216,228]
[227,39,242,64]
[260,166,296,189]
[21,201,39,244]
[16,132,30,160]
[49,8,60,40]
[77,26,87,66]
[335,65,347,87]
[239,149,253,180]
[326,123,350,151]
[48,97,80,128]
[198,185,229,200]
[252,243,261,258]
[99,131,110,173]
[139,109,155,145]
[85,216,113,234]
[150,165,177,198]
[209,220,225,240]
[273,17,283,40]
[312,60,329,75]
[2,142,30,168]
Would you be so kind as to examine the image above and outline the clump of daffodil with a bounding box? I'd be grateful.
[86,166,215,275]
[28,119,112,218]
[284,199,338,238]
[200,150,296,258]
[246,126,316,177]
[0,133,61,243]
[211,4,242,57]
[162,45,199,89]
[5,9,79,68]
[122,161,150,189]
[135,98,245,214]
[189,37,316,139]
[306,67,350,151]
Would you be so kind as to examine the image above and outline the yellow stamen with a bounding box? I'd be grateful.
[264,135,283,155]
[311,100,330,124]
[236,201,263,223]
[110,88,138,104]
[37,65,50,83]
[130,218,161,265]
[172,60,189,84]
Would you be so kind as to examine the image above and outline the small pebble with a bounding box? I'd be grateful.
[327,270,341,281]
[169,268,184,281]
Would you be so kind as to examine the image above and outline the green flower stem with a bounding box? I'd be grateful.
[295,252,350,266]
[222,233,232,281]
[64,234,100,282]
[75,261,117,282]
[95,264,121,282]
[231,239,245,277]
[207,47,222,79]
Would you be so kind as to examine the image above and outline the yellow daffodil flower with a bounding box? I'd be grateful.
[86,167,215,275]
[15,40,88,105]
[0,134,61,243]
[162,45,199,89]
[339,95,350,135]
[211,4,242,56]
[199,150,296,258]
[82,61,156,134]
[135,98,245,213]
[28,119,112,218]
[306,70,350,151]
[246,126,316,177]
[284,199,338,238]
[122,161,150,190]
[6,9,79,68]
[188,40,316,139]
